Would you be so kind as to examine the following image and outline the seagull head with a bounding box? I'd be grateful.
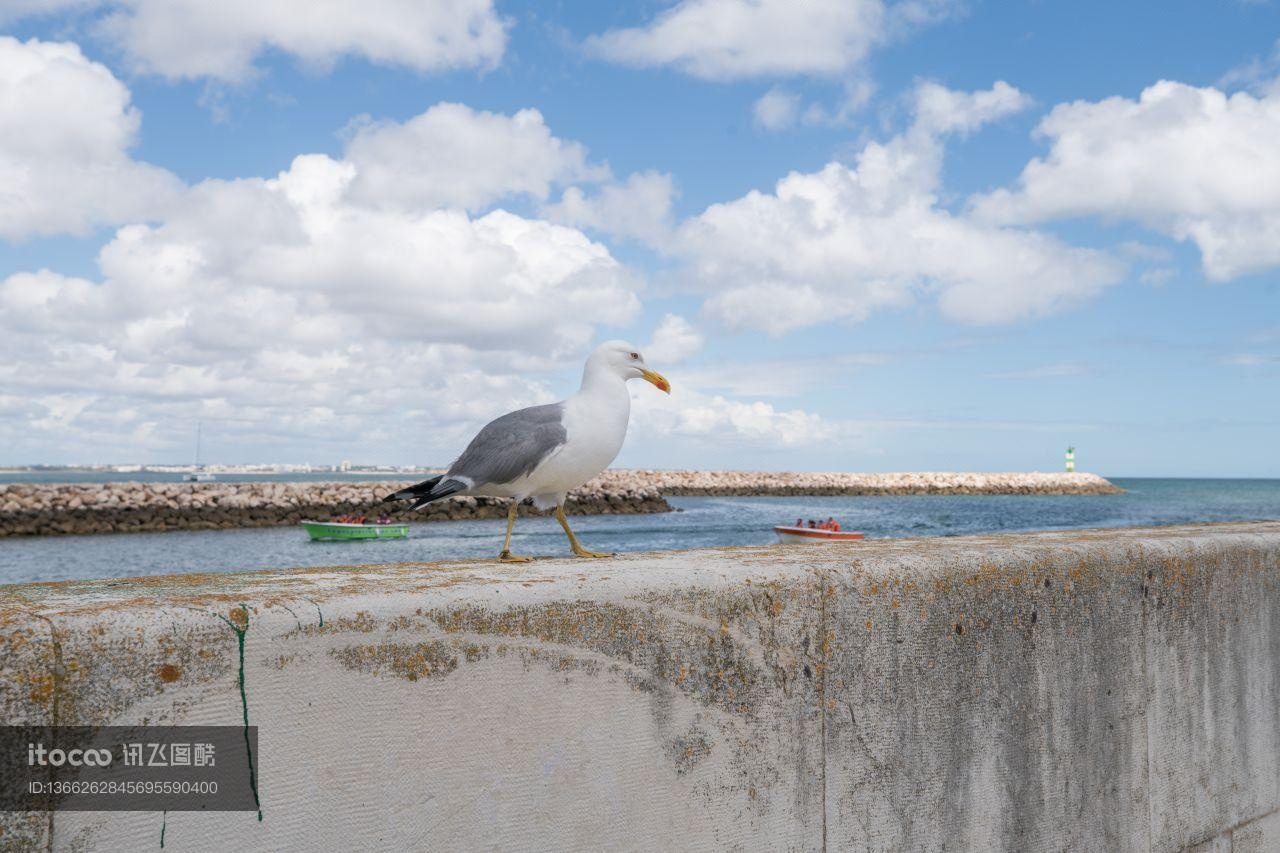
[587,340,671,393]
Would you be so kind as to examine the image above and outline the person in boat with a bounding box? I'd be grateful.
[827,517,840,532]
[377,514,391,525]
[795,518,804,528]
[807,519,816,528]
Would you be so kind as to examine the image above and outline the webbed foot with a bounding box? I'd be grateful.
[571,546,615,559]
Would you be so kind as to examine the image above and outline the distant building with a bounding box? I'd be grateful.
[339,460,352,472]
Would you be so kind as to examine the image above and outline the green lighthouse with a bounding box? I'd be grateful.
[1065,446,1076,473]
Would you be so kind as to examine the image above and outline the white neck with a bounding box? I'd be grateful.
[579,361,621,395]
[574,363,631,417]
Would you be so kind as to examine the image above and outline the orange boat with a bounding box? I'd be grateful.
[774,525,865,544]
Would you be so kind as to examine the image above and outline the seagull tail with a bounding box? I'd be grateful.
[382,475,467,511]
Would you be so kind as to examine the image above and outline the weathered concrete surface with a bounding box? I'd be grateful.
[1,522,1277,852]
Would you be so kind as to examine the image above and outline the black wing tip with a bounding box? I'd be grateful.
[383,475,444,503]
[383,475,465,510]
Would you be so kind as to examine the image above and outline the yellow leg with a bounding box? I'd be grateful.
[499,502,533,563]
[556,506,614,558]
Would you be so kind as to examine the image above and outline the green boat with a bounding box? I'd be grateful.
[300,520,409,541]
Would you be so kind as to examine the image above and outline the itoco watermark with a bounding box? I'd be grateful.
[2,725,257,811]
[28,743,113,767]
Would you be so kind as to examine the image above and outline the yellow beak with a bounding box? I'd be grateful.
[640,368,671,394]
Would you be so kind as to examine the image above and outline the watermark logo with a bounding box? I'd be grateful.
[28,743,113,767]
[3,726,256,812]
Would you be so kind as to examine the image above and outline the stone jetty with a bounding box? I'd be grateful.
[596,469,1122,496]
[0,470,1119,537]
[0,480,669,538]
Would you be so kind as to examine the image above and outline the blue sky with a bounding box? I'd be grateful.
[0,0,1277,476]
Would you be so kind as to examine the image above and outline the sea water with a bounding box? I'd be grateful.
[1,478,1278,585]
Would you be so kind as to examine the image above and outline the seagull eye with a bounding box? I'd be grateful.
[629,352,639,360]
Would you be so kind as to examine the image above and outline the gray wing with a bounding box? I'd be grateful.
[447,403,567,487]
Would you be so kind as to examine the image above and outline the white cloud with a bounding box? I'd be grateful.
[344,103,608,213]
[632,385,838,447]
[1218,38,1280,94]
[0,36,181,240]
[584,0,887,80]
[3,1,508,83]
[644,314,704,364]
[585,0,960,81]
[0,114,643,460]
[11,151,640,359]
[972,80,1280,280]
[545,171,677,245]
[753,87,801,130]
[673,82,1122,334]
[796,77,876,127]
[912,80,1033,135]
[68,0,509,83]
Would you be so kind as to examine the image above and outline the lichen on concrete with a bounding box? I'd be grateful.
[667,725,713,775]
[425,599,769,716]
[331,640,462,682]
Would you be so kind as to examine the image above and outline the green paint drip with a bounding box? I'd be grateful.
[159,810,166,848]
[217,604,262,821]
[280,604,302,630]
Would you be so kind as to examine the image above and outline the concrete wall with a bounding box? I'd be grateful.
[1,521,1278,852]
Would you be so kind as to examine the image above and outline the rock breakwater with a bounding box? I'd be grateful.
[0,470,1120,538]
[596,469,1122,496]
[0,480,669,538]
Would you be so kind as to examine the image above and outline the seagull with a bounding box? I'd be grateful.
[383,341,670,562]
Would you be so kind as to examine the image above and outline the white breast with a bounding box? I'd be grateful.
[523,382,631,499]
